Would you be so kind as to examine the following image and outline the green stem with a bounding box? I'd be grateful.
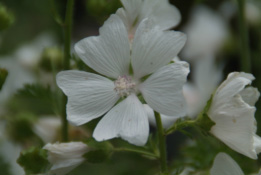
[165,119,196,135]
[154,111,169,174]
[237,0,251,72]
[113,148,158,158]
[61,0,74,142]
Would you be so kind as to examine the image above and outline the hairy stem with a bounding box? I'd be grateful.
[155,111,169,174]
[61,0,74,142]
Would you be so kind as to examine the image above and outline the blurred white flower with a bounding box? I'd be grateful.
[245,0,261,25]
[208,72,261,159]
[0,57,35,114]
[57,15,188,146]
[181,6,228,59]
[43,142,88,175]
[210,152,244,175]
[186,56,223,117]
[33,117,61,143]
[16,33,56,69]
[117,0,181,41]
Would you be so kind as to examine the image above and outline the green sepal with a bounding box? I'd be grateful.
[17,147,50,175]
[0,4,14,31]
[196,95,215,132]
[83,138,113,163]
[0,68,8,91]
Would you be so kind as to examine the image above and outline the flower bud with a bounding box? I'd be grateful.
[39,47,63,71]
[43,142,88,175]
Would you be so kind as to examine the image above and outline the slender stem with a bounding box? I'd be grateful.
[165,119,196,135]
[154,111,169,174]
[113,148,158,158]
[237,0,251,72]
[61,0,74,142]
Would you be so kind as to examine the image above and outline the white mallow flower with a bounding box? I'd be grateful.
[207,72,261,159]
[210,152,244,175]
[181,5,228,59]
[43,142,88,175]
[57,14,189,146]
[116,0,181,41]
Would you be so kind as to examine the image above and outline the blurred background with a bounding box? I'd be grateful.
[0,0,261,174]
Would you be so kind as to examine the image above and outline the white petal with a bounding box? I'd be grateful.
[56,71,119,125]
[131,19,187,79]
[141,0,181,30]
[211,72,254,114]
[240,87,260,106]
[50,158,84,175]
[140,62,189,116]
[144,104,180,129]
[93,94,149,146]
[120,0,142,26]
[74,14,130,79]
[254,135,261,154]
[210,153,244,175]
[209,95,257,159]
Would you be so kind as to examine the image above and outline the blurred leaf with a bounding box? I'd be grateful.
[17,147,50,175]
[83,138,113,163]
[0,68,8,91]
[7,84,56,115]
[0,3,14,31]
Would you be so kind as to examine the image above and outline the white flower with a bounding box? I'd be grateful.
[57,15,188,146]
[210,152,244,175]
[33,117,61,143]
[185,55,222,117]
[116,0,181,41]
[181,5,228,59]
[207,72,261,159]
[43,142,88,175]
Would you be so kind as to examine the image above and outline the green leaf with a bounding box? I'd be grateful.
[17,147,50,175]
[0,68,8,91]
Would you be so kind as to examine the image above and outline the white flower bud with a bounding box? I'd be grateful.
[43,142,88,175]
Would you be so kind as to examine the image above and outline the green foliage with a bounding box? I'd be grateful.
[83,138,113,163]
[0,68,8,91]
[0,3,14,31]
[17,147,50,175]
[7,84,57,115]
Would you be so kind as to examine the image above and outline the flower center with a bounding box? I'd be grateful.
[114,75,136,97]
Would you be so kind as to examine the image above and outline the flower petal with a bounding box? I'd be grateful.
[56,70,119,126]
[141,0,181,30]
[144,104,180,129]
[210,95,257,159]
[239,87,260,106]
[210,153,244,175]
[93,94,149,146]
[131,19,187,79]
[139,62,189,116]
[74,14,130,79]
[120,0,142,26]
